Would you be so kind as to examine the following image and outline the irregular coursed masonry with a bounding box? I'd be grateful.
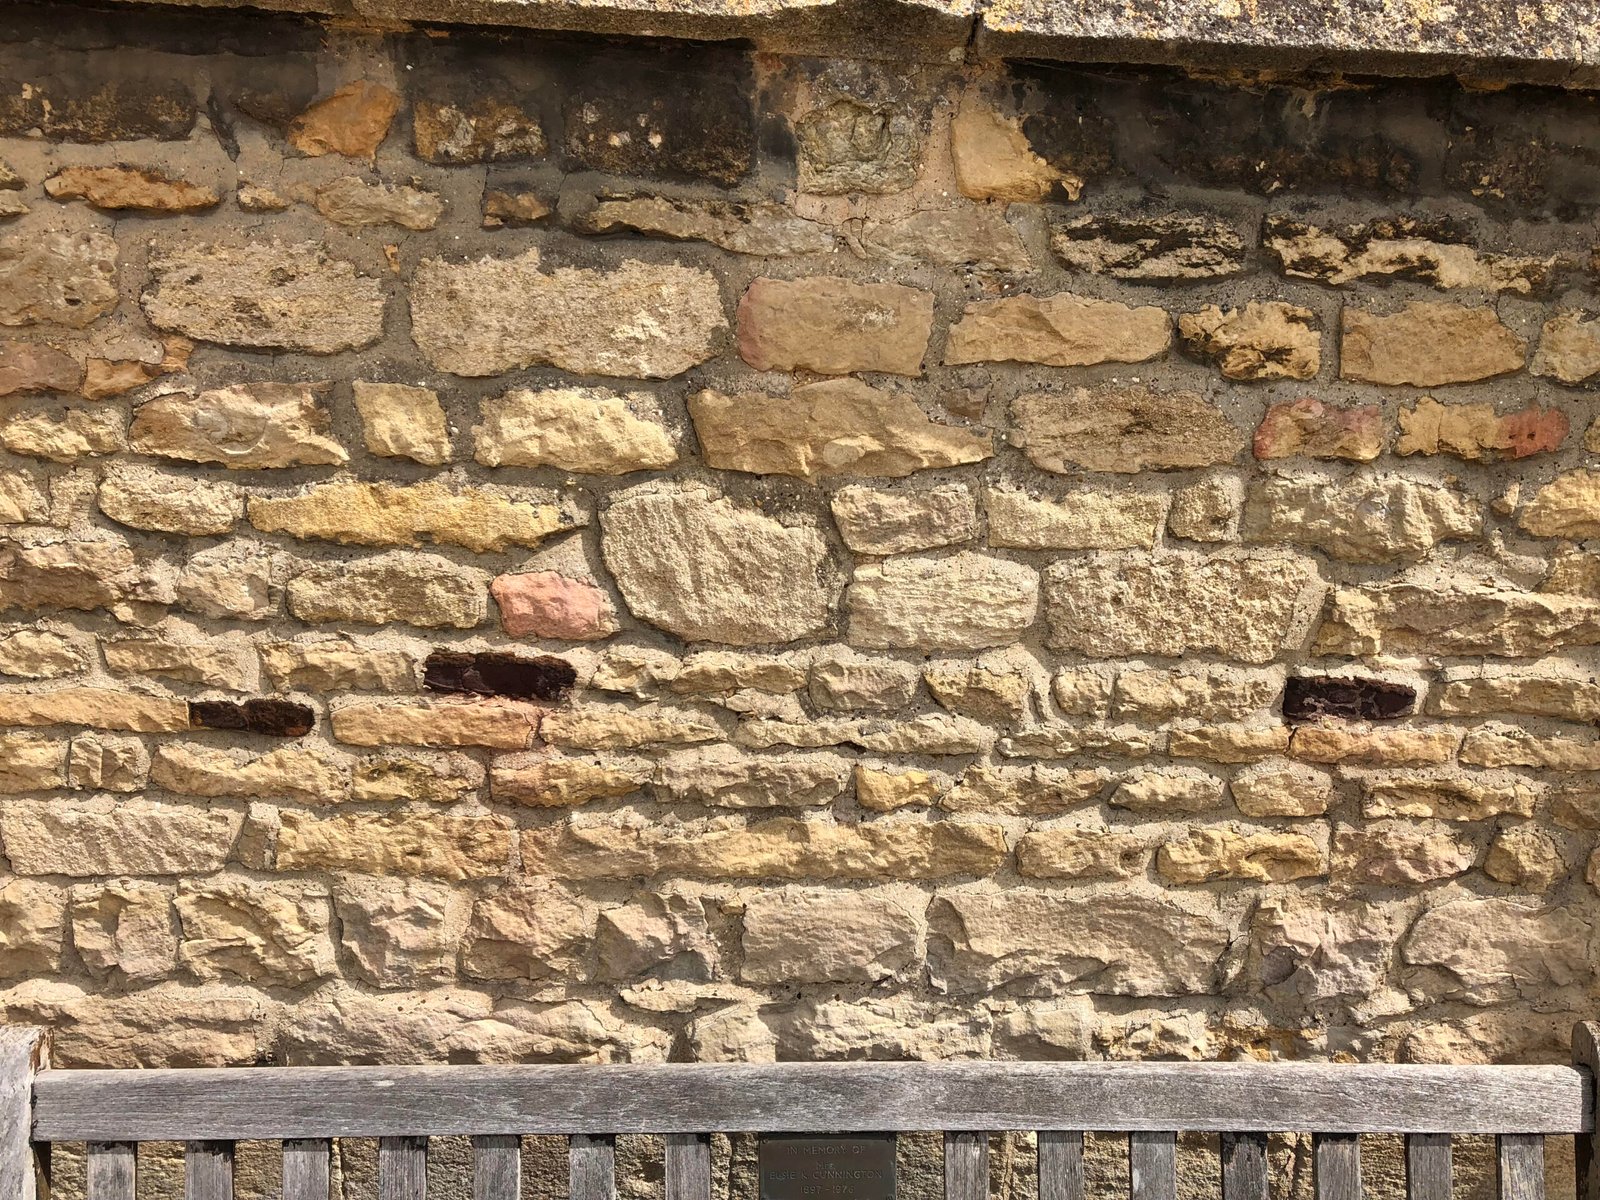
[1,8,1600,1160]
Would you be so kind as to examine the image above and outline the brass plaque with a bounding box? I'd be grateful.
[759,1135,896,1200]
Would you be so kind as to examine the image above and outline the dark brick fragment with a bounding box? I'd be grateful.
[1283,677,1416,724]
[424,650,576,702]
[190,699,315,738]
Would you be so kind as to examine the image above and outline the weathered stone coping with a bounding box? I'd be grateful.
[86,0,1600,83]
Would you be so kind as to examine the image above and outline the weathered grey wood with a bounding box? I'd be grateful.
[380,1136,427,1200]
[1576,1023,1600,1200]
[1404,1133,1450,1200]
[1128,1132,1175,1200]
[665,1133,710,1200]
[1036,1130,1083,1200]
[570,1134,616,1200]
[1220,1132,1268,1200]
[283,1139,331,1200]
[945,1130,988,1200]
[31,1061,1593,1141]
[87,1142,137,1200]
[1497,1134,1544,1200]
[1313,1134,1360,1200]
[473,1135,520,1200]
[185,1140,234,1200]
[0,1027,46,1200]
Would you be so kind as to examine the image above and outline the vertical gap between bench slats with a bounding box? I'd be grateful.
[1313,1134,1359,1200]
[473,1134,521,1200]
[1128,1132,1176,1200]
[1220,1132,1267,1200]
[1404,1133,1450,1200]
[283,1138,331,1200]
[87,1142,136,1200]
[945,1131,988,1200]
[380,1135,428,1200]
[571,1134,617,1200]
[1037,1131,1083,1200]
[665,1133,711,1200]
[1497,1134,1544,1200]
[185,1140,234,1200]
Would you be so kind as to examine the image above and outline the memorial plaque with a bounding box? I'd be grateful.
[759,1135,896,1200]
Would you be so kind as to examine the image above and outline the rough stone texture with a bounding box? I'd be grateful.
[1012,387,1244,473]
[249,479,578,553]
[1340,303,1527,386]
[131,384,347,469]
[945,293,1170,367]
[143,241,386,354]
[475,387,679,473]
[353,382,451,466]
[601,485,839,645]
[1254,399,1383,462]
[1242,474,1480,563]
[691,380,989,481]
[1178,302,1320,381]
[848,552,1039,651]
[1396,398,1569,461]
[1,9,1599,1094]
[1044,553,1318,663]
[1050,213,1243,280]
[0,229,118,328]
[830,483,978,556]
[1532,311,1600,385]
[411,248,725,378]
[736,277,933,376]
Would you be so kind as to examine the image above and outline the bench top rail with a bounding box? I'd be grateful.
[29,1060,1595,1142]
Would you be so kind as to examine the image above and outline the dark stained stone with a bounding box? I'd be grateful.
[1283,677,1416,724]
[423,649,577,702]
[1050,212,1246,281]
[190,698,316,737]
[559,40,754,185]
[0,68,195,141]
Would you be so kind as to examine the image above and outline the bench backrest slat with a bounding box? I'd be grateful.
[1313,1133,1360,1200]
[571,1132,617,1200]
[664,1132,710,1200]
[1219,1132,1268,1200]
[1127,1131,1175,1200]
[473,1134,521,1200]
[1037,1130,1083,1200]
[87,1141,137,1200]
[944,1130,988,1200]
[31,1060,1592,1142]
[1499,1135,1546,1200]
[380,1135,427,1200]
[283,1139,331,1200]
[1404,1132,1451,1200]
[185,1140,233,1200]
[0,1027,44,1200]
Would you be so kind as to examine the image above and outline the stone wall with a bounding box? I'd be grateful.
[1,1,1600,1191]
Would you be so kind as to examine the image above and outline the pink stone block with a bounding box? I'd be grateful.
[492,571,616,641]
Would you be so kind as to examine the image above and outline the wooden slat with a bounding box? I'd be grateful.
[945,1131,988,1200]
[87,1142,137,1200]
[185,1140,234,1200]
[473,1134,520,1200]
[665,1133,710,1200]
[570,1134,616,1200]
[1405,1133,1450,1200]
[1313,1134,1359,1200]
[1498,1134,1544,1200]
[380,1136,427,1200]
[1036,1130,1083,1200]
[0,1027,46,1200]
[31,1060,1593,1141]
[1128,1132,1175,1200]
[1220,1132,1268,1200]
[283,1139,331,1200]
[1577,1022,1600,1200]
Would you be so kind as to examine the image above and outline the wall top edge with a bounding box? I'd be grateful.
[56,0,1600,84]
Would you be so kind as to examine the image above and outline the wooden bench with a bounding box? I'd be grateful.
[4,1022,1597,1200]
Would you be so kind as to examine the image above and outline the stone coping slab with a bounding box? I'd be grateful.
[81,0,1600,81]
